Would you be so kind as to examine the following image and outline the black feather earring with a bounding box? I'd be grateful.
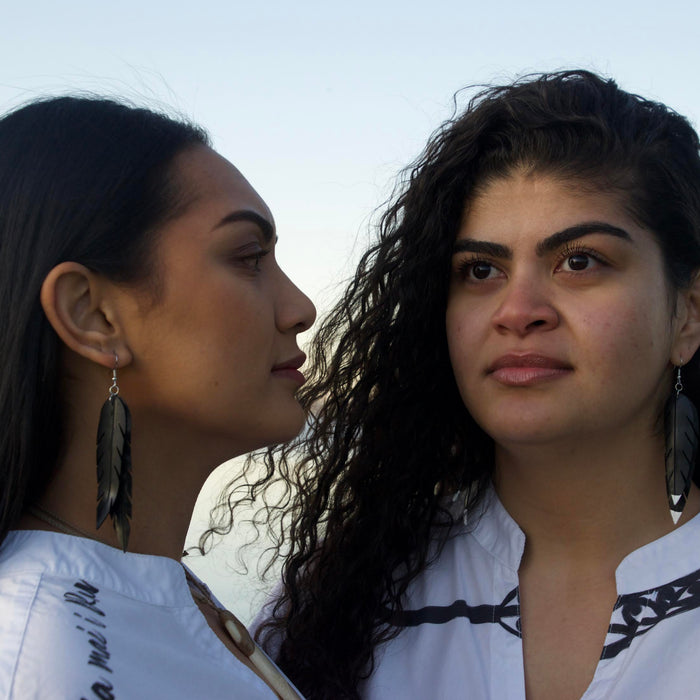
[96,353,132,551]
[664,362,699,525]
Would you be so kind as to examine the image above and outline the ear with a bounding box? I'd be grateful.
[40,262,133,369]
[671,271,700,366]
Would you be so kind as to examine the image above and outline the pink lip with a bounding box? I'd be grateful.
[487,353,572,387]
[271,353,307,385]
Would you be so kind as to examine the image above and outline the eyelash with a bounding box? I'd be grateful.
[237,248,271,272]
[556,243,608,271]
[455,256,498,281]
[455,244,608,280]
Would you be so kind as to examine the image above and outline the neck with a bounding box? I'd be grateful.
[19,353,248,559]
[23,411,234,560]
[493,427,700,569]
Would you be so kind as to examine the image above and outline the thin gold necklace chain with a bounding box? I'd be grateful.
[27,504,301,700]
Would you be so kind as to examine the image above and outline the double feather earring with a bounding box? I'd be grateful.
[664,361,699,524]
[96,353,133,551]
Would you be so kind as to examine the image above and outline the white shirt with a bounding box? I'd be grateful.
[361,489,700,699]
[0,530,290,700]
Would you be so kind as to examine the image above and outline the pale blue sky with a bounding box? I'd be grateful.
[3,0,698,316]
[3,0,698,616]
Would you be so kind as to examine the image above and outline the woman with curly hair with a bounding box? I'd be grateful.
[247,70,700,699]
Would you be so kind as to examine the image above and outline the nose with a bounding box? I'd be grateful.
[276,271,317,334]
[491,275,559,336]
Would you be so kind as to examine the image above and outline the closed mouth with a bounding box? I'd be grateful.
[272,353,306,372]
[487,353,573,387]
[487,353,571,373]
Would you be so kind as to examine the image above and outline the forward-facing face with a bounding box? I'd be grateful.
[116,146,316,460]
[446,170,684,450]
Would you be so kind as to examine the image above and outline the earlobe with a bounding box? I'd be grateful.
[40,262,132,369]
[672,272,700,365]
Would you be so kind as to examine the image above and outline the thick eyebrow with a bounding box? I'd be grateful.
[535,222,632,255]
[452,221,632,258]
[212,210,275,243]
[452,239,512,259]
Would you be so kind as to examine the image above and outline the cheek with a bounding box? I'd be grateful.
[446,296,491,347]
[446,307,466,366]
[445,306,483,391]
[578,297,669,383]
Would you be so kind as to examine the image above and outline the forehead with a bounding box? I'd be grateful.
[170,146,274,226]
[462,172,633,237]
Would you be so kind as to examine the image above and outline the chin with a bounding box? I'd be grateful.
[260,404,308,448]
[477,414,563,447]
[276,415,308,444]
[487,422,575,449]
[203,406,308,460]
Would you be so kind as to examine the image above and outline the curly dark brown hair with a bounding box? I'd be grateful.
[207,70,700,699]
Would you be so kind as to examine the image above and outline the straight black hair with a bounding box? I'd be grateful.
[0,96,209,544]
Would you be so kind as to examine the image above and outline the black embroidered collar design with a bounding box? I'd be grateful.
[392,587,522,638]
[391,567,700,660]
[602,568,700,658]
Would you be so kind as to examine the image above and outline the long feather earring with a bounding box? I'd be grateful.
[664,361,699,525]
[96,353,133,551]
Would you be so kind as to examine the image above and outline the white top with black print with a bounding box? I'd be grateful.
[0,530,291,700]
[361,487,700,699]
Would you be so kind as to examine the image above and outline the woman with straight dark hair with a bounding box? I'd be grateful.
[249,71,700,699]
[0,96,314,699]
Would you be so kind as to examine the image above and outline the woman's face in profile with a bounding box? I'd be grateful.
[445,170,682,451]
[114,146,316,459]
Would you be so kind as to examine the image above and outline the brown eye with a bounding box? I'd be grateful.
[472,262,494,279]
[456,258,503,283]
[567,254,590,271]
[230,248,270,273]
[242,254,262,271]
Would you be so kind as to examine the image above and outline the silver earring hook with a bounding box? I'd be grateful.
[675,358,684,397]
[109,352,120,397]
